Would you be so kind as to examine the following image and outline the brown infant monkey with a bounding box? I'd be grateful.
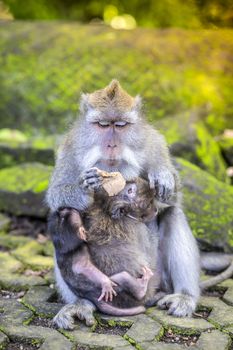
[49,177,159,316]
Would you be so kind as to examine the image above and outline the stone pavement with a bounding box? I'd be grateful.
[0,227,233,349]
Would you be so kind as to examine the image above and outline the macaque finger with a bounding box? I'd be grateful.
[111,281,118,287]
[105,292,109,302]
[98,291,105,302]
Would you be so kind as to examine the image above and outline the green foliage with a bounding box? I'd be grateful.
[155,112,228,182]
[177,158,233,251]
[0,23,232,135]
[2,0,233,28]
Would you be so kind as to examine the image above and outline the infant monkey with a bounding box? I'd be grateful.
[49,178,157,316]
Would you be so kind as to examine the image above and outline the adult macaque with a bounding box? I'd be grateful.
[49,178,157,318]
[46,80,200,329]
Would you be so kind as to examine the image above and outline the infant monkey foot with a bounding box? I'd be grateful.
[98,279,117,302]
[136,266,154,300]
[53,300,96,330]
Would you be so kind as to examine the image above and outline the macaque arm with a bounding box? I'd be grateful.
[46,136,94,212]
[142,126,180,201]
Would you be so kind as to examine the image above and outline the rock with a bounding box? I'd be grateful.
[0,162,52,217]
[196,329,231,350]
[0,251,45,290]
[12,240,54,270]
[0,129,61,168]
[155,111,228,182]
[176,158,233,252]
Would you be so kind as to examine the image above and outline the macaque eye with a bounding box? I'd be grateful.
[98,121,110,128]
[114,121,128,128]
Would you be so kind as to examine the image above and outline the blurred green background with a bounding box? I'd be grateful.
[1,0,233,28]
[0,1,233,252]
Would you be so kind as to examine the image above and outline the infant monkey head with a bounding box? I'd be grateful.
[109,178,157,223]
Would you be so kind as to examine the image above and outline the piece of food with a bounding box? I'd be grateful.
[97,169,126,196]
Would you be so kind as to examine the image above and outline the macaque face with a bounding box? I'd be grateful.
[92,118,132,167]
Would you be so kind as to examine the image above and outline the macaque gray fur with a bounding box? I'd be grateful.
[47,80,200,329]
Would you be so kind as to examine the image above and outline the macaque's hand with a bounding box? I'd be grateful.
[98,278,117,302]
[148,169,175,203]
[80,168,103,192]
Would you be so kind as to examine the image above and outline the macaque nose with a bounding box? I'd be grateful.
[108,144,117,149]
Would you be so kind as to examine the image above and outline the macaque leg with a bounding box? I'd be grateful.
[157,207,200,317]
[110,266,153,300]
[53,258,96,329]
[72,245,117,302]
[53,300,97,329]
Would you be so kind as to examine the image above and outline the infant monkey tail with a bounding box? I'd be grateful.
[200,260,233,290]
[97,302,145,316]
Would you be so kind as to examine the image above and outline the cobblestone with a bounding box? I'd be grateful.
[0,232,233,349]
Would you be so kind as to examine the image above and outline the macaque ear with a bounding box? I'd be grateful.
[125,95,142,123]
[132,95,142,113]
[79,93,92,114]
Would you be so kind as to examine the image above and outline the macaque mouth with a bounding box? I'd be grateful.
[106,159,119,166]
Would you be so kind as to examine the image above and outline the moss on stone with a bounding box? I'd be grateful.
[12,240,54,270]
[177,158,233,251]
[0,251,46,290]
[0,130,58,168]
[0,163,52,217]
[0,163,52,194]
[0,232,31,250]
[194,123,227,182]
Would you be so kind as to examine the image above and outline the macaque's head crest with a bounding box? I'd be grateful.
[80,80,141,118]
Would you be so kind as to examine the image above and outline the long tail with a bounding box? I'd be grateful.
[96,300,145,316]
[200,252,233,290]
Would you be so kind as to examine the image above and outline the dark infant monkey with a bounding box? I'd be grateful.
[49,177,160,316]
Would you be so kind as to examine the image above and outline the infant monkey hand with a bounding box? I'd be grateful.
[98,278,117,302]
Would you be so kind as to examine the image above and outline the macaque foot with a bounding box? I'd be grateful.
[157,293,196,317]
[80,167,103,191]
[136,266,154,300]
[53,300,96,329]
[98,279,117,302]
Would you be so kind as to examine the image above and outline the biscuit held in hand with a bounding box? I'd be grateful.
[97,169,126,196]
